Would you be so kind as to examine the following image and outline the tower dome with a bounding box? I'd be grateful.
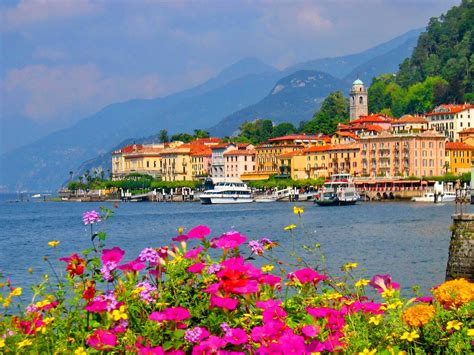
[352,79,364,85]
[349,78,368,121]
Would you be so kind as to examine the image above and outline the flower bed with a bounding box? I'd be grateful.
[0,207,473,353]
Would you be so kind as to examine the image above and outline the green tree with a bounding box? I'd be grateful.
[271,122,296,138]
[193,129,210,139]
[158,129,169,143]
[303,91,349,135]
[170,133,194,143]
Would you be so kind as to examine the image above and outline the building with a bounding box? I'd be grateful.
[426,104,474,141]
[359,131,446,177]
[223,149,256,179]
[458,128,474,146]
[391,115,429,133]
[445,141,474,175]
[242,134,324,180]
[111,143,166,180]
[304,144,361,178]
[349,79,368,121]
[191,146,212,179]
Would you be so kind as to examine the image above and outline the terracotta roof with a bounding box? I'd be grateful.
[303,143,359,153]
[223,149,256,156]
[278,150,304,157]
[445,142,474,151]
[210,143,233,149]
[268,134,321,142]
[334,131,360,140]
[193,137,221,144]
[350,114,394,124]
[426,104,474,116]
[459,128,474,135]
[396,115,428,124]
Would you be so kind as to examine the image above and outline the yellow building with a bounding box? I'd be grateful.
[242,134,326,180]
[112,144,165,180]
[278,150,306,180]
[445,142,474,174]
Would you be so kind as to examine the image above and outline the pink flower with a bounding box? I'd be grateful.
[415,296,433,303]
[256,299,282,309]
[224,327,248,345]
[210,294,238,310]
[184,327,210,343]
[137,344,164,355]
[302,325,319,338]
[260,274,281,287]
[102,247,125,264]
[83,210,101,225]
[84,300,108,313]
[369,274,400,293]
[262,305,287,323]
[188,262,206,273]
[183,247,204,260]
[187,225,211,239]
[289,268,327,285]
[191,336,226,354]
[86,329,117,351]
[172,235,189,242]
[211,231,247,250]
[117,259,146,273]
[149,307,190,322]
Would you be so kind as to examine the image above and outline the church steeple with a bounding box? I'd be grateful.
[349,79,368,121]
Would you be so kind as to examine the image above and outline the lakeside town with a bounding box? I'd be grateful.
[62,79,474,203]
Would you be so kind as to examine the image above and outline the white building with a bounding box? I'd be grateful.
[426,104,474,141]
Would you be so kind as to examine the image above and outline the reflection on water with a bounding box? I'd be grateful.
[0,196,462,298]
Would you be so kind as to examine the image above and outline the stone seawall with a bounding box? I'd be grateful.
[446,214,474,281]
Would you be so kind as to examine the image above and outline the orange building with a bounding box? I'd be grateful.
[445,141,474,174]
[112,144,166,180]
[359,131,446,178]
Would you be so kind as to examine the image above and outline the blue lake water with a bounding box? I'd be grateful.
[0,194,464,300]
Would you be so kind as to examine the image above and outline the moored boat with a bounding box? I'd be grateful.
[314,173,359,206]
[200,180,253,204]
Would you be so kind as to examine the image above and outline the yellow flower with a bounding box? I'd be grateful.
[336,282,345,287]
[0,338,5,348]
[369,314,382,325]
[261,265,274,273]
[111,305,128,321]
[381,288,395,298]
[433,278,474,308]
[323,292,343,300]
[18,339,33,348]
[342,262,358,271]
[284,224,297,231]
[74,347,87,355]
[386,300,403,309]
[359,349,377,355]
[27,267,33,273]
[48,240,60,247]
[293,206,304,215]
[3,297,11,308]
[400,330,420,342]
[10,287,22,297]
[43,317,54,325]
[402,304,435,327]
[355,279,370,287]
[467,328,474,336]
[446,320,463,331]
[177,227,184,235]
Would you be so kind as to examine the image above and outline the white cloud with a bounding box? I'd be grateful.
[1,64,164,123]
[2,0,102,31]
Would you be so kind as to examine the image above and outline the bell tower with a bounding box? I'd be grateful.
[349,79,368,121]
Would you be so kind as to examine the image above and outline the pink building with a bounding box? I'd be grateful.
[359,131,446,177]
[223,149,256,179]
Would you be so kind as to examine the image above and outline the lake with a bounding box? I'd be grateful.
[0,194,463,299]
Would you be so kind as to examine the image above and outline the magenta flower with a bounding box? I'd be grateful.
[191,336,226,354]
[289,268,328,285]
[248,240,264,255]
[369,274,400,293]
[256,299,282,309]
[210,294,238,310]
[82,210,101,225]
[172,234,189,242]
[302,325,319,338]
[102,247,125,264]
[117,259,146,273]
[187,225,211,239]
[211,231,247,250]
[183,247,204,260]
[149,307,190,322]
[224,327,248,345]
[260,274,281,287]
[136,344,164,355]
[415,296,433,303]
[138,248,159,263]
[262,305,287,323]
[84,300,108,313]
[86,329,117,351]
[188,262,206,273]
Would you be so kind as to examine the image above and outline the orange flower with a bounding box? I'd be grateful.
[402,304,436,327]
[433,279,474,308]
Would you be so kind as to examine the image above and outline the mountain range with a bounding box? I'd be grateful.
[0,28,423,192]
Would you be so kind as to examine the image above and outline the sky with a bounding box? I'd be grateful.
[0,0,460,131]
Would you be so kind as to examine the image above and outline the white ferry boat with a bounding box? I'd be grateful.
[411,181,456,203]
[200,180,253,204]
[314,173,359,206]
